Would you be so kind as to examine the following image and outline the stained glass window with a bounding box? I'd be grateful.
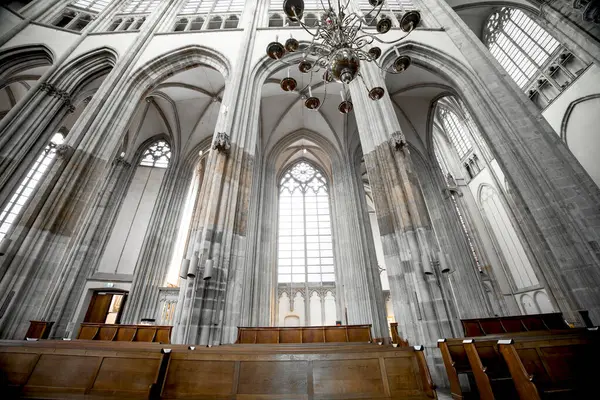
[139,140,171,168]
[0,133,64,242]
[278,162,334,283]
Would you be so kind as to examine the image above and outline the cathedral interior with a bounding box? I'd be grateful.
[0,0,599,397]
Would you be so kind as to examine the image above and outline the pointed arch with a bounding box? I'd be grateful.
[0,44,54,82]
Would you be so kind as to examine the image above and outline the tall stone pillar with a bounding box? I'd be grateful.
[329,155,389,337]
[0,0,185,339]
[348,63,454,381]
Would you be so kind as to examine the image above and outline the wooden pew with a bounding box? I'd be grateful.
[460,313,568,337]
[498,333,600,399]
[0,339,438,399]
[77,322,172,343]
[438,329,589,399]
[235,324,373,344]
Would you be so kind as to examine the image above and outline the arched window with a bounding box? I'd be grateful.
[54,10,76,28]
[484,7,560,89]
[437,106,472,159]
[304,13,317,27]
[269,13,283,27]
[190,17,204,30]
[207,16,222,29]
[132,17,145,30]
[108,18,122,31]
[223,15,238,29]
[0,133,64,242]
[278,161,334,284]
[120,18,134,30]
[139,140,171,168]
[174,18,188,31]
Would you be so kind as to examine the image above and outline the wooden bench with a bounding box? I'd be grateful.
[460,313,568,337]
[498,332,600,399]
[438,328,598,399]
[77,322,172,343]
[235,324,373,344]
[0,339,438,399]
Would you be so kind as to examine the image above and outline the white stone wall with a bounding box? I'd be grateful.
[97,166,165,277]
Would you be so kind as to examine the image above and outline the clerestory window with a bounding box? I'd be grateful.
[0,133,64,242]
[72,0,111,12]
[484,7,560,89]
[278,161,334,284]
[139,140,171,168]
[180,0,244,15]
[438,106,472,159]
[122,0,160,14]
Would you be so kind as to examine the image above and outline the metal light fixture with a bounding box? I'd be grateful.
[187,254,198,278]
[179,258,190,280]
[267,0,421,112]
[203,259,213,280]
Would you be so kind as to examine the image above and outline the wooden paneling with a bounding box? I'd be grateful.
[163,360,235,397]
[238,361,308,395]
[76,323,171,343]
[0,339,437,399]
[235,325,372,344]
[313,359,384,396]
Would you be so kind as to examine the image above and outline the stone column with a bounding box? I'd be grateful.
[348,62,454,381]
[0,0,184,339]
[175,1,262,346]
[330,155,389,337]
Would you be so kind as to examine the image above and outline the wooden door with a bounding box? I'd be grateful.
[84,292,114,323]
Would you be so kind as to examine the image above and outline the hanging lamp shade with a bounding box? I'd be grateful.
[0,238,11,256]
[187,254,198,278]
[179,259,190,279]
[284,0,305,21]
[203,259,213,280]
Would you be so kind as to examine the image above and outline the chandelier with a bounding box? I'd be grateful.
[266,0,421,114]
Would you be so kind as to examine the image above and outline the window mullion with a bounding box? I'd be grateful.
[303,188,308,283]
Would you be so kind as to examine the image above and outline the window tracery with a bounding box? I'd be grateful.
[278,161,334,284]
[139,140,171,168]
[483,7,587,108]
[438,107,472,160]
[0,133,64,242]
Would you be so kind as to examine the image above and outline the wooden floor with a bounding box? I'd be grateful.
[0,340,437,399]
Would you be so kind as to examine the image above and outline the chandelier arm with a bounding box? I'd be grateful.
[357,28,413,44]
[318,79,329,110]
[361,2,385,26]
[291,7,320,37]
[356,72,371,94]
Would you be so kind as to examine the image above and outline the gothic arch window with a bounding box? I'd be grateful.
[437,106,472,159]
[278,161,334,284]
[0,133,64,242]
[139,140,171,168]
[484,7,560,89]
